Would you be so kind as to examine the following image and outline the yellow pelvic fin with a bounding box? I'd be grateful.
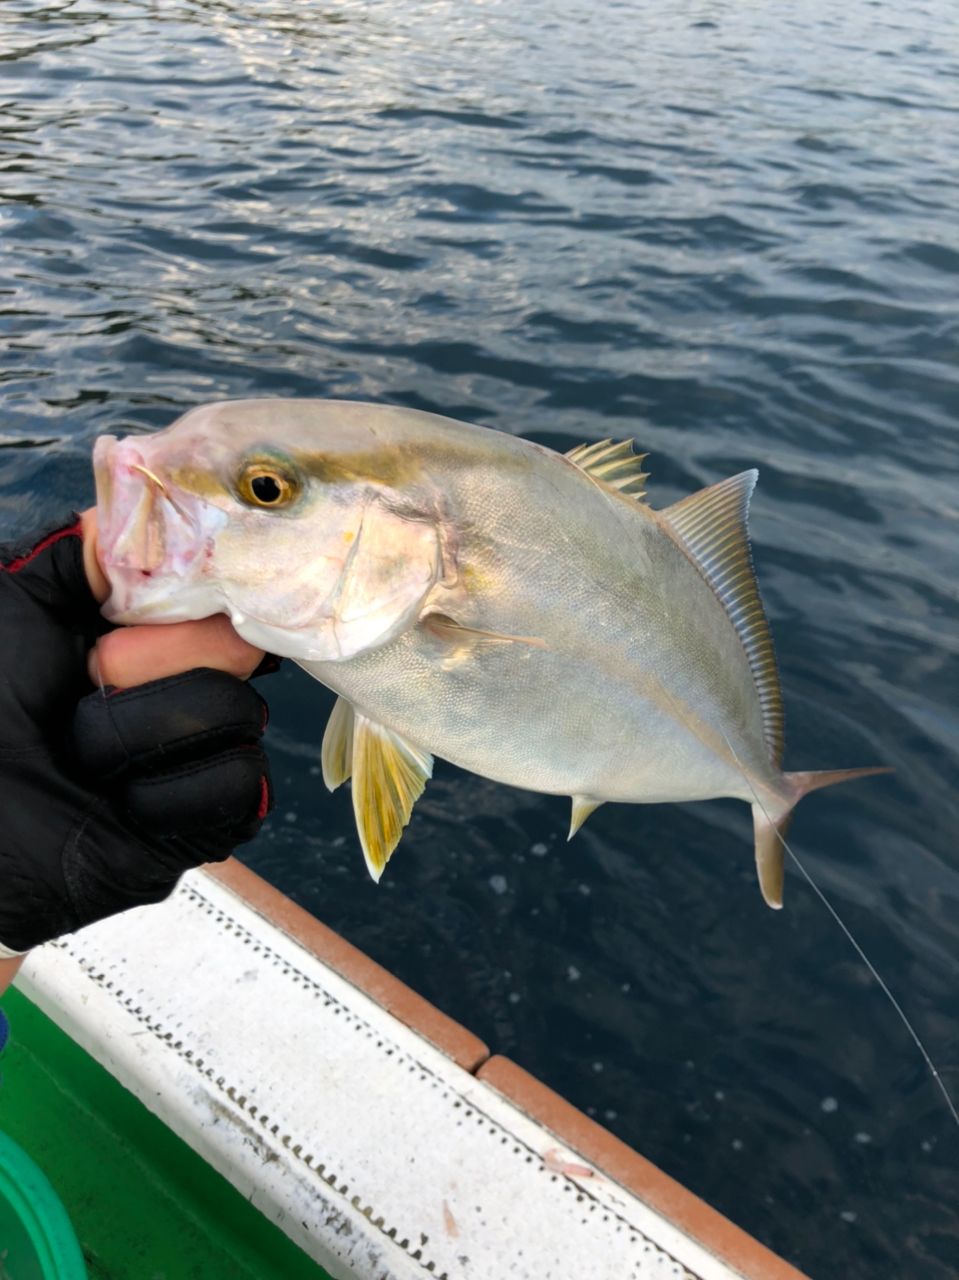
[321,695,355,792]
[662,471,784,767]
[565,438,649,501]
[422,612,548,650]
[568,796,603,840]
[351,713,433,882]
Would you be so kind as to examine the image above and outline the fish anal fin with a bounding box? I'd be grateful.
[565,439,650,501]
[351,713,433,882]
[568,796,603,840]
[662,471,784,767]
[321,695,355,791]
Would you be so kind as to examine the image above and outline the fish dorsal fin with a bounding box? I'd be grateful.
[321,695,355,791]
[661,471,784,766]
[565,439,649,501]
[351,711,433,882]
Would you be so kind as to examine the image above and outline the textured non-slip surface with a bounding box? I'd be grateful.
[0,985,328,1280]
[20,871,757,1280]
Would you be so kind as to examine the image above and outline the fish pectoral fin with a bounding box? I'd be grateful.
[568,796,603,840]
[352,713,433,882]
[421,612,548,650]
[565,438,650,501]
[321,695,355,791]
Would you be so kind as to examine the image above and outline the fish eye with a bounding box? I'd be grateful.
[236,461,300,509]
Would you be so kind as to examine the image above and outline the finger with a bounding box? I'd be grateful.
[71,669,268,782]
[90,615,264,687]
[121,745,272,851]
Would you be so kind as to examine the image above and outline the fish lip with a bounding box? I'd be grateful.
[92,434,118,547]
[95,436,164,573]
[94,432,220,621]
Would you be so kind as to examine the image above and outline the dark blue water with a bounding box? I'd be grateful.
[3,2,958,1274]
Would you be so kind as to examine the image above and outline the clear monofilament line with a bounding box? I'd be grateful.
[720,729,959,1136]
[774,830,959,1132]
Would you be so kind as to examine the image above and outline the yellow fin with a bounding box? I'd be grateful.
[750,767,890,908]
[753,811,786,909]
[321,696,355,792]
[568,796,603,840]
[351,713,433,882]
[422,612,548,650]
[662,471,784,767]
[565,439,649,500]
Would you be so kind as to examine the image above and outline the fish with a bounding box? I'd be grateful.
[92,398,887,905]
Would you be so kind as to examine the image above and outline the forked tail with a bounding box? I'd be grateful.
[753,766,891,909]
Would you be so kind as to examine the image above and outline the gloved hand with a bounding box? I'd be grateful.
[0,515,274,956]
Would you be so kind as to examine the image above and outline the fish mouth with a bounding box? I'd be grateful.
[93,433,224,622]
[95,436,169,573]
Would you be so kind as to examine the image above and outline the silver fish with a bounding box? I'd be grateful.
[93,399,885,902]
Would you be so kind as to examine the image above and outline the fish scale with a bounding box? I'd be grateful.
[93,398,887,904]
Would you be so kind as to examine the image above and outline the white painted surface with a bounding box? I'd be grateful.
[18,869,746,1280]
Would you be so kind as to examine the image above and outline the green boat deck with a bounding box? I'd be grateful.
[0,987,331,1280]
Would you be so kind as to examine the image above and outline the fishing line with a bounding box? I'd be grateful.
[773,817,959,1133]
[722,729,959,1135]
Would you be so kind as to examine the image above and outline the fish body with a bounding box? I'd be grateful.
[305,438,769,809]
[93,399,884,904]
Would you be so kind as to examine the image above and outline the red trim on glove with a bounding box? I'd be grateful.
[256,775,270,820]
[1,521,83,574]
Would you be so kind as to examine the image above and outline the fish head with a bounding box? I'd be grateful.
[94,399,445,661]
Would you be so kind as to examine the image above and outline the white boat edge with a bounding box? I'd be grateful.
[16,858,809,1280]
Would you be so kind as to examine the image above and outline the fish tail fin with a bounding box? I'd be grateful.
[752,765,891,909]
[785,764,893,800]
[751,805,791,910]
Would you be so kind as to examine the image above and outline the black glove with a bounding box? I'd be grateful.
[0,516,274,955]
